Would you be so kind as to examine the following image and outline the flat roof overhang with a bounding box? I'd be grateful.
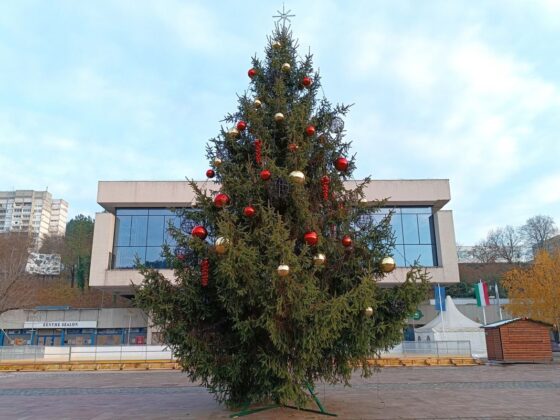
[97,179,451,213]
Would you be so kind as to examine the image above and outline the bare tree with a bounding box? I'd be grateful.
[521,215,558,256]
[0,233,36,313]
[469,238,497,263]
[486,225,524,263]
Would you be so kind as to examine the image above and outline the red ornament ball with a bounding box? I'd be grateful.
[191,225,208,240]
[303,231,319,246]
[206,169,215,178]
[302,77,313,87]
[214,193,230,208]
[243,206,256,218]
[260,169,271,181]
[236,121,247,131]
[334,157,349,171]
[288,143,299,152]
[341,235,352,248]
[305,125,316,137]
[248,68,257,78]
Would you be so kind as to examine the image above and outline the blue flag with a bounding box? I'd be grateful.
[434,285,446,311]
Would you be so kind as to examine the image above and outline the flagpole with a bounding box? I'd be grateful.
[495,281,503,321]
[480,280,487,325]
[439,284,445,333]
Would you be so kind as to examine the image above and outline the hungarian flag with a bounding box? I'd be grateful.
[475,281,490,307]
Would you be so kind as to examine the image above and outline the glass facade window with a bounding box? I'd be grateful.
[112,208,184,269]
[368,206,438,268]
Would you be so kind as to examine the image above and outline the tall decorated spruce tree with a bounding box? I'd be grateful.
[136,22,428,410]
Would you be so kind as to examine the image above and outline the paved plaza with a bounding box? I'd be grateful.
[0,364,559,419]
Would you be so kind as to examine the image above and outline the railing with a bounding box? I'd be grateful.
[0,341,473,364]
[0,345,174,363]
[384,340,472,357]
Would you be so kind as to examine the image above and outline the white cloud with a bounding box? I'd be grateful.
[531,173,560,205]
[343,20,560,243]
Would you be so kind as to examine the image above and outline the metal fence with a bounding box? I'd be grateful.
[385,340,472,357]
[0,341,472,364]
[0,345,174,363]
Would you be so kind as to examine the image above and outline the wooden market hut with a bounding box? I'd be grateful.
[482,318,552,363]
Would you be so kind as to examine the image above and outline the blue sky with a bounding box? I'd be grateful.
[1,0,559,245]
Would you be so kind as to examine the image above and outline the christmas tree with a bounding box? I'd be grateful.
[136,20,428,410]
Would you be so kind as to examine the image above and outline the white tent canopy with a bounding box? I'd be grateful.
[415,296,487,357]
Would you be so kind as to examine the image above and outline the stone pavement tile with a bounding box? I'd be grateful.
[1,365,560,419]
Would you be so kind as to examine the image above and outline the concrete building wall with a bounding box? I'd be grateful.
[49,199,69,236]
[0,308,147,329]
[90,179,460,295]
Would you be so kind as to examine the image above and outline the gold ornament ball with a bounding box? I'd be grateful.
[213,158,222,167]
[254,99,262,109]
[281,63,291,72]
[215,237,230,254]
[364,307,374,317]
[274,112,285,122]
[277,264,290,277]
[313,253,326,266]
[289,170,305,184]
[228,128,239,139]
[272,41,282,49]
[380,256,396,273]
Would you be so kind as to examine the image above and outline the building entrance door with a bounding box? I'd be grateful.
[38,335,60,346]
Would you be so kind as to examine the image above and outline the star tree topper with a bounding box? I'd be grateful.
[273,4,296,27]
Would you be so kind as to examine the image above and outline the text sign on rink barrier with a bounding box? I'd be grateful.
[23,321,98,329]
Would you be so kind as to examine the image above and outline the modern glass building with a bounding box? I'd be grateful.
[89,179,459,344]
[90,179,458,290]
[112,208,181,269]
[111,205,440,270]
